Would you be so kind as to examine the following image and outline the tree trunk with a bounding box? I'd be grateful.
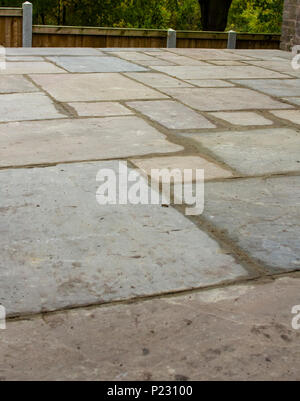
[198,0,233,31]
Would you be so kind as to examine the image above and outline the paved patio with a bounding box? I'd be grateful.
[0,48,300,381]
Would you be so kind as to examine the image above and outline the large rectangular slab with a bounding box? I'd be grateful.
[243,60,299,78]
[166,49,255,61]
[47,56,147,73]
[6,48,103,56]
[0,75,39,93]
[161,88,289,111]
[0,61,66,74]
[0,117,182,167]
[125,72,192,88]
[204,176,300,272]
[0,161,248,315]
[184,128,300,175]
[30,73,168,102]
[232,79,300,97]
[152,65,289,80]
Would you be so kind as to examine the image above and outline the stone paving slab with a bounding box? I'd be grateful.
[6,48,103,56]
[68,102,133,117]
[0,61,66,75]
[6,56,45,62]
[185,128,300,175]
[228,49,293,60]
[281,97,300,105]
[1,276,299,381]
[184,79,235,87]
[125,72,193,88]
[161,88,290,111]
[0,161,248,316]
[127,100,216,129]
[0,93,66,122]
[232,79,300,97]
[243,60,299,78]
[0,117,181,167]
[0,75,39,93]
[150,54,209,66]
[47,56,147,73]
[210,111,273,126]
[111,52,159,61]
[270,109,300,124]
[203,176,300,272]
[153,65,289,80]
[167,49,256,61]
[30,73,167,102]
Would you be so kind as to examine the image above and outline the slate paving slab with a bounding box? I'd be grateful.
[232,78,300,97]
[0,161,248,316]
[47,56,147,73]
[0,75,39,93]
[184,128,300,175]
[161,88,289,111]
[127,100,216,129]
[0,117,182,167]
[0,93,66,122]
[210,111,273,126]
[203,176,300,271]
[30,73,168,102]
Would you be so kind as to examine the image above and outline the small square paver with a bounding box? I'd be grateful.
[0,75,39,94]
[47,56,147,73]
[184,128,300,175]
[69,102,133,117]
[232,79,300,97]
[0,61,66,74]
[126,100,216,129]
[210,112,273,126]
[125,72,192,88]
[131,156,233,182]
[30,73,167,102]
[0,93,66,122]
[160,88,289,111]
[270,110,300,125]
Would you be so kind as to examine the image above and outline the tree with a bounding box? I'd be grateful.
[198,0,233,31]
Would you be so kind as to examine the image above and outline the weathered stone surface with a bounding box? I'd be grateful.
[30,73,167,102]
[111,52,158,61]
[125,72,192,88]
[6,56,45,62]
[184,79,235,87]
[228,49,293,60]
[185,128,300,175]
[0,117,182,167]
[270,109,300,124]
[244,60,299,78]
[0,75,39,93]
[127,100,216,129]
[232,79,300,97]
[0,61,66,74]
[0,161,248,316]
[151,54,209,66]
[282,97,300,105]
[0,93,65,122]
[153,65,289,80]
[167,49,255,61]
[69,102,133,117]
[161,88,289,111]
[210,60,245,66]
[1,277,299,381]
[131,155,233,182]
[203,176,300,271]
[6,48,103,56]
[210,111,273,126]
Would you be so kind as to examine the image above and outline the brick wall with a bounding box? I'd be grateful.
[281,0,300,50]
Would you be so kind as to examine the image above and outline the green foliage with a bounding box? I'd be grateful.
[0,0,284,33]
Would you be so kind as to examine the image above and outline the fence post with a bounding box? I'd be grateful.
[227,30,237,49]
[22,2,33,47]
[167,29,176,48]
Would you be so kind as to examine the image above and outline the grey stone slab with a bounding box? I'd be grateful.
[132,59,176,66]
[0,161,248,315]
[184,79,235,87]
[48,56,147,73]
[102,48,161,52]
[232,79,300,97]
[6,48,103,56]
[161,88,289,111]
[111,52,157,61]
[153,65,289,80]
[281,97,300,105]
[243,60,299,77]
[127,100,216,129]
[167,49,255,61]
[0,117,182,167]
[125,72,192,88]
[0,93,66,122]
[0,75,39,93]
[6,56,45,62]
[1,277,300,381]
[203,176,300,271]
[69,102,133,117]
[270,109,300,125]
[152,54,209,66]
[0,61,66,74]
[210,111,273,126]
[228,49,293,60]
[185,128,300,175]
[30,73,167,102]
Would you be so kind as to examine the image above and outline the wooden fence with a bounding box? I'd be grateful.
[0,7,22,47]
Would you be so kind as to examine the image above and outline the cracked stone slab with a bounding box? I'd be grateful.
[30,73,167,102]
[152,65,289,80]
[0,93,66,122]
[0,161,248,316]
[47,56,147,73]
[232,79,300,97]
[184,128,300,175]
[131,155,233,182]
[6,48,103,56]
[203,176,300,272]
[125,72,192,88]
[160,88,289,111]
[0,75,39,93]
[68,102,133,117]
[270,109,300,125]
[0,61,66,74]
[0,117,181,167]
[127,100,216,129]
[210,112,273,126]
